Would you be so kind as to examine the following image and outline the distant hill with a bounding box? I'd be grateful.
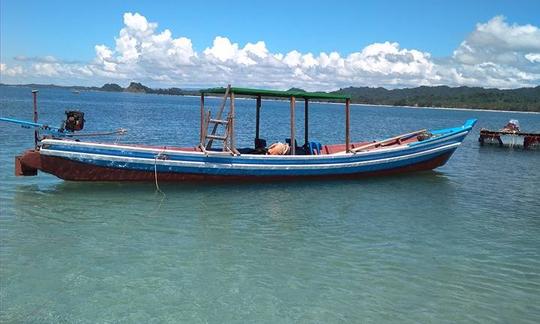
[1,82,538,112]
[125,82,151,93]
[332,85,540,112]
[100,83,123,92]
[287,87,307,93]
[0,82,198,96]
[101,82,198,96]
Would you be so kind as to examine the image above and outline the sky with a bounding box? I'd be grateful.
[1,0,539,90]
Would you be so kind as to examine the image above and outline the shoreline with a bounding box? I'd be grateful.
[349,102,540,115]
[211,95,540,115]
[2,84,538,114]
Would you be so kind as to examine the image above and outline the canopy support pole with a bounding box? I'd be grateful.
[304,98,309,146]
[256,95,261,139]
[32,90,38,149]
[345,98,351,153]
[200,93,204,145]
[290,96,296,155]
[230,92,236,152]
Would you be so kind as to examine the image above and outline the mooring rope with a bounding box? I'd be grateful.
[154,149,166,195]
[149,149,167,217]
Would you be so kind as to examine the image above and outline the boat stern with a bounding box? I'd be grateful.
[15,150,41,176]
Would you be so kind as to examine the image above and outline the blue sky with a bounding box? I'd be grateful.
[1,0,540,89]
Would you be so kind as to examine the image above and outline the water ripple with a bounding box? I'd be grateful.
[1,87,540,322]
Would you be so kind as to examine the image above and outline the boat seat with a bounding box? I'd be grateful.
[306,141,322,155]
[255,138,267,149]
[253,138,267,154]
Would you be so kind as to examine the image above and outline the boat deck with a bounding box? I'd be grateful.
[113,136,421,156]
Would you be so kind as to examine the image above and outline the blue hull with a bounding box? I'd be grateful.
[29,119,476,181]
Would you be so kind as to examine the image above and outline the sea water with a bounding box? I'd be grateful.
[1,86,539,323]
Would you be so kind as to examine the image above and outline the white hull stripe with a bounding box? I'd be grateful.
[41,142,460,171]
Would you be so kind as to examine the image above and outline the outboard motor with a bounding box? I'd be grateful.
[62,110,85,132]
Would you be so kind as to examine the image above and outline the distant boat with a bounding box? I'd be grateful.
[72,90,80,94]
[4,85,477,182]
[479,119,540,149]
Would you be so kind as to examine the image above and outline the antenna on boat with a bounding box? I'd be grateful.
[32,90,39,149]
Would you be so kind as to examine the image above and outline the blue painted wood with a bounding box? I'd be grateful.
[39,119,476,177]
[49,146,457,177]
[0,117,63,131]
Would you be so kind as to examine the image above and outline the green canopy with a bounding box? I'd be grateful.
[201,87,350,100]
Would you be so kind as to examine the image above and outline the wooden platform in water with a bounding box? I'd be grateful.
[479,129,540,149]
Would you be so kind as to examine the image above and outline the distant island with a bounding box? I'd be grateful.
[1,82,539,112]
[332,86,540,112]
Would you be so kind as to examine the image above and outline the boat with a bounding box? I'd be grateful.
[4,86,477,182]
[479,119,540,149]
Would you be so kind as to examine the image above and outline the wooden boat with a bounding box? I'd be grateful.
[8,86,477,181]
[479,119,540,149]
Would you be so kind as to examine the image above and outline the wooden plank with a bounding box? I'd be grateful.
[209,119,229,124]
[290,96,296,155]
[349,129,427,153]
[206,134,227,140]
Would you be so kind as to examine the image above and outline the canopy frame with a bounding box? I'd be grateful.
[200,86,352,155]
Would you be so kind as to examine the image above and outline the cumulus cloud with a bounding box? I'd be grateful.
[453,16,540,65]
[525,53,540,63]
[448,15,540,87]
[2,13,539,89]
[0,63,24,77]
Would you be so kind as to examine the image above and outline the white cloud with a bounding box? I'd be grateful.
[445,15,540,88]
[202,37,270,66]
[33,63,59,76]
[3,13,539,89]
[453,15,540,66]
[346,42,435,77]
[525,53,540,63]
[0,63,24,77]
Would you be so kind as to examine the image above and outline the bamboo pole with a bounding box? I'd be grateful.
[345,98,350,152]
[200,93,204,145]
[304,98,309,146]
[256,95,261,139]
[32,90,38,149]
[290,96,296,155]
[230,92,235,152]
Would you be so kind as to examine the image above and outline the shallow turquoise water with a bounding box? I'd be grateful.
[1,86,539,323]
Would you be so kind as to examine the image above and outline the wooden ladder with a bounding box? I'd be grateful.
[200,85,238,154]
